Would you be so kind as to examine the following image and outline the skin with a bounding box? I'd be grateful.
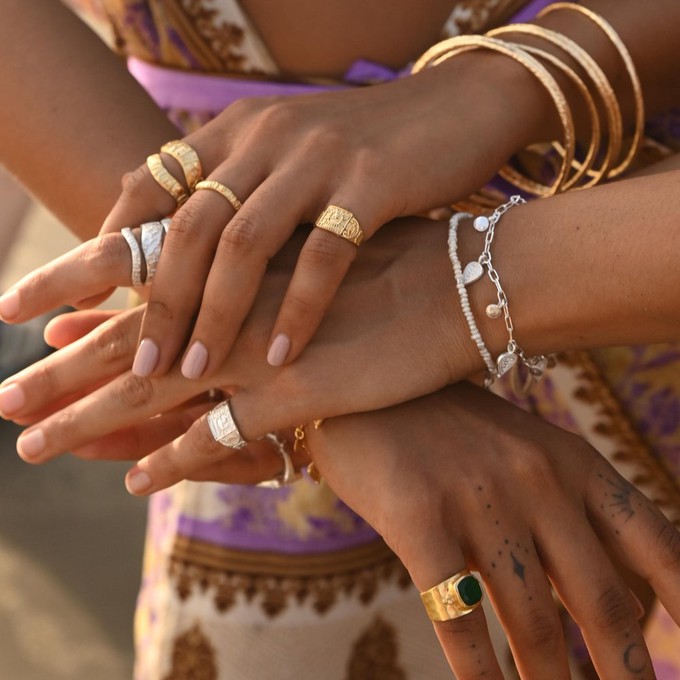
[74,1,680,379]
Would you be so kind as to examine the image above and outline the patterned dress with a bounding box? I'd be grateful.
[69,1,680,677]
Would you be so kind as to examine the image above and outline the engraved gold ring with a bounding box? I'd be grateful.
[314,205,364,246]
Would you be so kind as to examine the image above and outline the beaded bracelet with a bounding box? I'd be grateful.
[449,197,553,388]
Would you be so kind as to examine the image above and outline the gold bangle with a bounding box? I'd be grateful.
[413,36,575,196]
[194,179,243,212]
[161,140,204,190]
[503,43,602,189]
[146,154,189,206]
[489,24,621,187]
[538,2,644,178]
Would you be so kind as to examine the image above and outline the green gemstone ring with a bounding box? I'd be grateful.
[420,569,484,622]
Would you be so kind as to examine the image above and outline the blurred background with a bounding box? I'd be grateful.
[0,189,147,679]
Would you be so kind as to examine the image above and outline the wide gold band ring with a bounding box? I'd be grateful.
[420,569,484,622]
[194,179,243,212]
[314,205,364,246]
[161,140,204,190]
[146,154,189,206]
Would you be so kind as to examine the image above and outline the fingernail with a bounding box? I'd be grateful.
[126,470,152,495]
[181,341,208,380]
[0,290,20,320]
[132,338,159,377]
[17,429,45,460]
[0,383,25,416]
[630,591,645,619]
[267,333,290,367]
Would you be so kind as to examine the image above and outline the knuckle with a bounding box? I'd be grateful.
[164,202,203,251]
[116,374,155,410]
[281,292,317,322]
[257,99,296,131]
[302,234,348,271]
[93,321,134,365]
[653,521,680,571]
[33,362,59,399]
[593,584,634,634]
[218,214,259,258]
[197,301,226,330]
[146,298,175,324]
[506,441,557,488]
[518,609,562,651]
[120,166,150,201]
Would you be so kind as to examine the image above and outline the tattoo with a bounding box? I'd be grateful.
[510,551,526,585]
[600,474,636,522]
[623,643,647,674]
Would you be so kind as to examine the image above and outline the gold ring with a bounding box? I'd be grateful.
[194,179,243,212]
[420,569,484,622]
[146,154,189,206]
[161,140,204,190]
[314,205,364,246]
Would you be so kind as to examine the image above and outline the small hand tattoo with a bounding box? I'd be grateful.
[510,551,526,585]
[623,642,647,674]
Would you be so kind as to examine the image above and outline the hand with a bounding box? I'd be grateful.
[0,217,485,491]
[96,51,546,378]
[301,384,680,680]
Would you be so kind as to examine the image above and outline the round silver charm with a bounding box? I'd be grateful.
[486,303,502,319]
[473,215,490,232]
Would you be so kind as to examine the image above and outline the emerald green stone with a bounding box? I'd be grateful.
[456,575,482,606]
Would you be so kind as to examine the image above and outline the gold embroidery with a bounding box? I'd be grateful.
[163,623,218,680]
[169,538,411,617]
[346,616,407,680]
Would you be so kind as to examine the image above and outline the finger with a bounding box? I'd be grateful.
[179,168,320,380]
[469,522,570,680]
[586,465,680,625]
[14,364,201,464]
[72,402,209,462]
[0,233,135,324]
[265,226,357,366]
[535,504,655,679]
[44,309,122,348]
[0,307,142,422]
[132,164,259,378]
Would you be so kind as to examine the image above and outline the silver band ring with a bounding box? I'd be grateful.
[207,400,247,449]
[121,227,143,287]
[141,221,164,285]
[257,433,301,489]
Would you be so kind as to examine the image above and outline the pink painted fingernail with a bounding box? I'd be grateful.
[0,290,20,320]
[126,470,152,495]
[17,428,45,460]
[181,341,208,380]
[267,333,290,367]
[132,339,159,377]
[0,383,25,416]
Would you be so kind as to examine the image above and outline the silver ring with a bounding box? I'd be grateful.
[257,433,302,489]
[207,400,247,449]
[161,217,172,234]
[121,227,143,287]
[141,221,164,285]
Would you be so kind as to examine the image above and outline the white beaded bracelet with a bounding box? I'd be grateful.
[448,211,497,378]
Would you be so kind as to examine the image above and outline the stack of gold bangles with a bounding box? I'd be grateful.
[412,2,644,198]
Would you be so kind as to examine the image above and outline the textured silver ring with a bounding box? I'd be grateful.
[121,227,143,287]
[207,401,247,449]
[257,433,302,489]
[141,221,164,285]
[161,217,172,234]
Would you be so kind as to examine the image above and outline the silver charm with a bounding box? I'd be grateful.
[496,351,518,376]
[473,215,490,232]
[207,401,247,449]
[486,303,502,319]
[462,261,484,285]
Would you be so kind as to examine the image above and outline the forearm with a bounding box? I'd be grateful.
[0,0,178,239]
[458,162,680,362]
